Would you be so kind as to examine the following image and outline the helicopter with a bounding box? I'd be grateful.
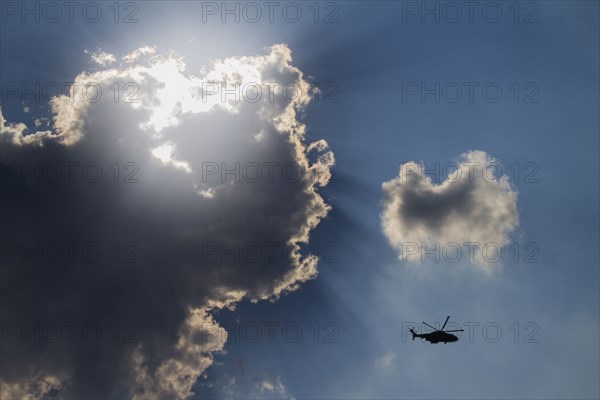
[410,316,464,344]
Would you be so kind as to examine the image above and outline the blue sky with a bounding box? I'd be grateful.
[1,1,598,399]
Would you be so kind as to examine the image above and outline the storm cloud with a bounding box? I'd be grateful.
[0,44,334,399]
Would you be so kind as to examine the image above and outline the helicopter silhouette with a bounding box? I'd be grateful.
[410,316,464,344]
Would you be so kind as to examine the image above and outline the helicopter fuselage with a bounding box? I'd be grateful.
[414,330,458,343]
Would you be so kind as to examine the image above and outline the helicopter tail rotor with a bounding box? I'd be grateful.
[409,328,417,340]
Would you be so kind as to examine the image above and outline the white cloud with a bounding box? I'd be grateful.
[256,377,287,396]
[122,45,157,63]
[0,108,54,146]
[85,48,117,66]
[375,352,397,368]
[381,150,519,269]
[256,376,291,398]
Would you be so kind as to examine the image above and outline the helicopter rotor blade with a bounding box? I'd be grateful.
[441,316,450,331]
[444,329,464,333]
[422,322,437,331]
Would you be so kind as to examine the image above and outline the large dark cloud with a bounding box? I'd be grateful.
[0,44,334,399]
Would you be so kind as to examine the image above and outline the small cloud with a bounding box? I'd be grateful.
[33,117,49,128]
[256,377,288,396]
[122,45,157,63]
[375,352,397,368]
[85,48,116,66]
[381,150,519,269]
